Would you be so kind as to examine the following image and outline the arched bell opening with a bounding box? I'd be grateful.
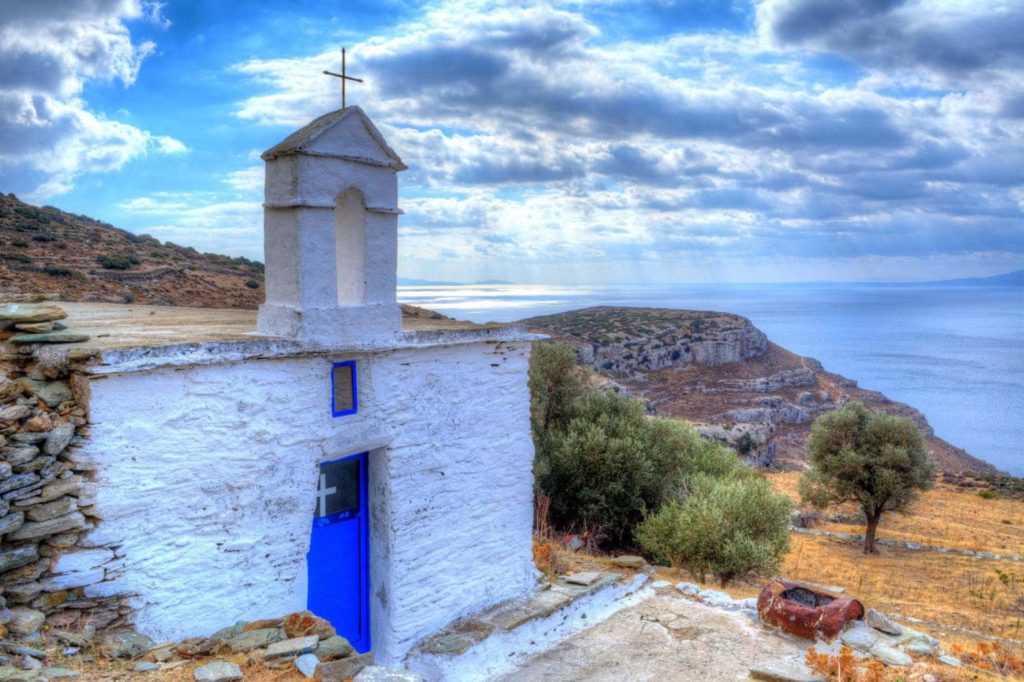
[335,187,367,306]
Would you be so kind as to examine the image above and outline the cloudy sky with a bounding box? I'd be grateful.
[1,0,1022,283]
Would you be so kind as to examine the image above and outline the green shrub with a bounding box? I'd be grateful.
[245,279,260,289]
[43,265,72,276]
[539,391,746,548]
[977,489,998,500]
[637,474,791,586]
[32,233,56,242]
[2,253,31,263]
[97,254,139,270]
[11,238,29,248]
[529,342,588,437]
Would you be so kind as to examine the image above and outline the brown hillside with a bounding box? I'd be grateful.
[0,193,265,309]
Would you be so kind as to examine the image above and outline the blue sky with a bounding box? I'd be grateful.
[1,0,1022,284]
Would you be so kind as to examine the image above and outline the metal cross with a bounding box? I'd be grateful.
[323,47,364,109]
[316,473,337,517]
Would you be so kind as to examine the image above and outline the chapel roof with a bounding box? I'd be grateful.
[261,106,407,170]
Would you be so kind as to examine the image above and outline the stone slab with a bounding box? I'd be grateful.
[265,635,319,658]
[564,571,602,586]
[750,659,827,682]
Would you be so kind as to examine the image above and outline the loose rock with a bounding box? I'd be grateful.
[839,622,878,652]
[283,612,336,639]
[226,628,282,653]
[294,653,319,678]
[316,636,354,661]
[864,608,901,635]
[265,635,319,658]
[9,332,90,346]
[317,653,374,682]
[100,631,155,659]
[0,304,67,324]
[749,657,826,682]
[610,555,645,569]
[870,643,912,667]
[193,660,243,682]
[564,572,602,586]
[14,322,54,334]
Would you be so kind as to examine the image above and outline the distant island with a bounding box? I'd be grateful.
[923,269,1024,287]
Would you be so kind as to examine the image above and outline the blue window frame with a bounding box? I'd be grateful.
[331,361,358,417]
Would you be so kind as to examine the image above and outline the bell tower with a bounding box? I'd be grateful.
[256,107,407,344]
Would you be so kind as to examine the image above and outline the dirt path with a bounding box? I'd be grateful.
[497,590,811,681]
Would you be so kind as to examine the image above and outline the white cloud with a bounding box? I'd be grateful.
[0,0,185,198]
[224,0,1022,281]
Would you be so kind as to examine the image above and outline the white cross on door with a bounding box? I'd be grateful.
[317,473,337,517]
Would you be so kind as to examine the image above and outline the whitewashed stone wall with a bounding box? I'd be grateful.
[75,339,537,664]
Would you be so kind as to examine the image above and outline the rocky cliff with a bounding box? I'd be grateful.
[524,307,768,375]
[527,307,1000,477]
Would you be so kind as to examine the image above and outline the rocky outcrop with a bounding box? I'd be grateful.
[526,307,768,376]
[694,422,776,468]
[734,368,816,392]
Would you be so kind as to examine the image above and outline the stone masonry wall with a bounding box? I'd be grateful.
[0,345,130,637]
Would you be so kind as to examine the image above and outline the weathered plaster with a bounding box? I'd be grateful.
[77,340,537,663]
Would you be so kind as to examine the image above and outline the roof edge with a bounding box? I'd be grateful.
[260,107,407,171]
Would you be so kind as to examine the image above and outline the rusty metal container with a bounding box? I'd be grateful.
[757,580,864,640]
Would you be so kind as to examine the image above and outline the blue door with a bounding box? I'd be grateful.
[307,452,370,652]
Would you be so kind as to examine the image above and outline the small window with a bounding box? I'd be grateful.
[331,361,358,417]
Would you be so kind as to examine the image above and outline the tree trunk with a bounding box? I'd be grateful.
[864,512,881,554]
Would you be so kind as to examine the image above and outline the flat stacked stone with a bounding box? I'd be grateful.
[1,338,127,640]
[0,296,89,345]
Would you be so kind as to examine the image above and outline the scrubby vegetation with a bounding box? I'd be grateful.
[800,402,935,554]
[0,193,267,309]
[96,253,140,270]
[637,474,791,586]
[530,342,791,583]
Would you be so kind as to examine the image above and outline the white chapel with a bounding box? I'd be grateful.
[0,106,540,667]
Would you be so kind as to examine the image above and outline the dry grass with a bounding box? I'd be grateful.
[783,533,1024,639]
[766,472,1024,646]
[771,472,1024,554]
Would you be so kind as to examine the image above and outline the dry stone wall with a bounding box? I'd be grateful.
[0,345,130,636]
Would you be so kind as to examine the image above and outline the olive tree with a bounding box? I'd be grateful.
[528,342,588,437]
[539,390,746,548]
[636,474,792,586]
[800,402,935,554]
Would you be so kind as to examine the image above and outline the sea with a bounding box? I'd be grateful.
[399,283,1024,477]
